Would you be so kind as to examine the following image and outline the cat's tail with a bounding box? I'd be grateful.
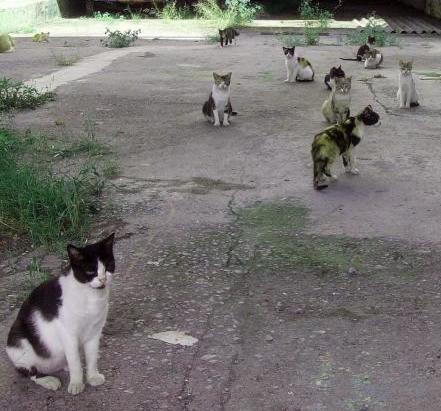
[339,57,359,61]
[324,74,332,90]
[231,111,238,116]
[410,102,420,107]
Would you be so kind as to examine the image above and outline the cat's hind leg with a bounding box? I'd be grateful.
[15,366,61,391]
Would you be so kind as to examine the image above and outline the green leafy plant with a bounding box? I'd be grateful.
[159,1,193,19]
[195,0,261,28]
[0,78,55,112]
[101,28,141,48]
[277,34,305,47]
[346,13,399,47]
[298,0,333,46]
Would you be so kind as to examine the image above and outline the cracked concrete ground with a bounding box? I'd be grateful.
[1,33,441,410]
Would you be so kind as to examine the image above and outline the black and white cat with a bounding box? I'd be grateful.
[219,27,239,47]
[6,234,115,395]
[202,72,236,126]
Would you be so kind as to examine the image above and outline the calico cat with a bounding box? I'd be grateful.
[340,35,375,62]
[324,65,345,90]
[6,234,115,395]
[397,60,419,108]
[283,47,314,82]
[321,76,352,124]
[202,72,236,126]
[312,105,380,190]
[364,49,383,69]
[32,32,50,42]
[219,27,239,47]
[0,33,14,53]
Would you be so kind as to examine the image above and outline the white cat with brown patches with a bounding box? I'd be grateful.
[6,234,115,395]
[202,72,236,127]
[397,60,419,109]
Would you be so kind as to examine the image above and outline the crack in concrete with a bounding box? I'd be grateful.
[219,353,239,411]
[365,81,404,117]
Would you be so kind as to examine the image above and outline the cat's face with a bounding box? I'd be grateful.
[283,47,295,59]
[359,105,380,126]
[330,65,345,78]
[67,233,115,289]
[399,60,413,75]
[334,76,351,93]
[213,72,232,89]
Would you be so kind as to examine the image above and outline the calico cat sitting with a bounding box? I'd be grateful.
[0,33,14,53]
[312,105,380,190]
[202,72,236,127]
[364,49,383,69]
[219,27,239,47]
[321,76,352,124]
[6,234,115,395]
[340,35,375,62]
[283,47,314,82]
[397,60,419,108]
[324,65,345,90]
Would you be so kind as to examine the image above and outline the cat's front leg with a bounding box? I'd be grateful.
[62,333,85,395]
[284,66,292,82]
[399,90,406,109]
[343,151,359,174]
[85,335,105,386]
[213,110,221,127]
[223,112,230,126]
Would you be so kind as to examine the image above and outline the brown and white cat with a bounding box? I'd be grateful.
[397,60,419,108]
[283,47,314,82]
[219,27,239,47]
[321,76,352,124]
[6,234,115,395]
[364,49,383,69]
[202,72,236,126]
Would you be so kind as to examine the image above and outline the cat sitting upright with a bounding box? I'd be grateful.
[283,47,314,82]
[219,27,239,47]
[321,76,352,124]
[202,72,236,127]
[324,65,345,90]
[6,234,115,395]
[0,33,14,53]
[340,35,376,62]
[397,60,419,108]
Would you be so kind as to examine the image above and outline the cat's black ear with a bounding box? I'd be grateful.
[101,233,115,253]
[67,245,84,264]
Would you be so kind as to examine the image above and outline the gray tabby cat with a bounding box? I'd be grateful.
[321,76,352,124]
[202,72,236,127]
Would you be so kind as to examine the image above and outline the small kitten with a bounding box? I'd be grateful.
[6,234,115,395]
[202,72,236,127]
[397,60,419,108]
[312,105,380,190]
[321,76,352,124]
[364,49,383,69]
[219,28,239,47]
[324,65,345,90]
[0,33,14,53]
[283,47,314,82]
[340,35,375,62]
[32,32,50,42]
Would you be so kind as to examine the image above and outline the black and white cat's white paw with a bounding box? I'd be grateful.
[68,380,85,395]
[31,375,62,391]
[87,372,106,386]
[223,120,230,127]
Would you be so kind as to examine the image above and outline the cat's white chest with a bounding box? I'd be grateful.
[212,85,230,109]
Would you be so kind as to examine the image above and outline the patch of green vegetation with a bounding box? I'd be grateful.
[51,51,80,67]
[346,13,400,47]
[298,0,333,46]
[235,201,424,279]
[24,257,51,294]
[0,128,109,251]
[195,0,261,29]
[159,1,193,20]
[277,34,305,47]
[92,11,125,22]
[101,161,120,179]
[0,78,55,112]
[101,28,141,48]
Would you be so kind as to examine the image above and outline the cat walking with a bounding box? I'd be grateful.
[6,234,115,395]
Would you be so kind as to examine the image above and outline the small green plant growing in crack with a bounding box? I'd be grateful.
[299,0,333,46]
[101,28,141,48]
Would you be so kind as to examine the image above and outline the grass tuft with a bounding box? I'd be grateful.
[0,78,55,112]
[101,28,141,48]
[51,50,80,67]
